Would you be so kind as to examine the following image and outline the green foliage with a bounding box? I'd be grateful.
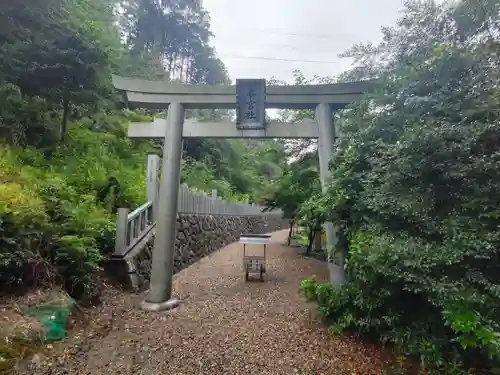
[263,155,320,218]
[0,83,59,148]
[300,277,319,302]
[303,229,500,372]
[0,110,146,295]
[299,0,500,373]
[183,138,287,201]
[0,178,48,280]
[0,0,122,139]
[262,150,322,252]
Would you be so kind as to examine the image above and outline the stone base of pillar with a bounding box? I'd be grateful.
[140,297,180,312]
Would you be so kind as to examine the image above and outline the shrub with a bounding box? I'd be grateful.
[0,152,114,296]
[303,228,500,373]
[35,175,114,293]
[0,182,49,286]
[0,107,148,298]
[300,277,319,302]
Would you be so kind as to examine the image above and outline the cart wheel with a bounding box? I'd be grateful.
[259,264,264,282]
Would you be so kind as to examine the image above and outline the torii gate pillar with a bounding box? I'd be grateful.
[315,103,344,283]
[141,102,184,311]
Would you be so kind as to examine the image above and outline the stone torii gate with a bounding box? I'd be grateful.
[112,75,371,311]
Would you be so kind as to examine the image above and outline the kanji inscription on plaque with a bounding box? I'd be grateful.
[236,79,266,129]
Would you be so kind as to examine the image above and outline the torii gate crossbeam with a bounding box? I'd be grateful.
[112,75,373,311]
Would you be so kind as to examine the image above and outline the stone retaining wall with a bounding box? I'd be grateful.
[112,214,287,290]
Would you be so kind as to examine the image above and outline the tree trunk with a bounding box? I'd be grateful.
[337,228,350,280]
[60,96,70,141]
[314,229,322,252]
[305,226,316,256]
[287,219,294,246]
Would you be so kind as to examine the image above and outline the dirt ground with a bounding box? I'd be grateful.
[17,230,391,375]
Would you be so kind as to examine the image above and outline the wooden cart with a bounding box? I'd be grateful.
[239,234,272,282]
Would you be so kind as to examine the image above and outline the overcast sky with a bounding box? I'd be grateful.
[203,0,405,84]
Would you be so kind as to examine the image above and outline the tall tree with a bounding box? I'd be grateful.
[263,153,320,246]
[119,0,228,84]
[0,0,122,140]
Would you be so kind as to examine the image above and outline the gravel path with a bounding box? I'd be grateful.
[36,230,390,375]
